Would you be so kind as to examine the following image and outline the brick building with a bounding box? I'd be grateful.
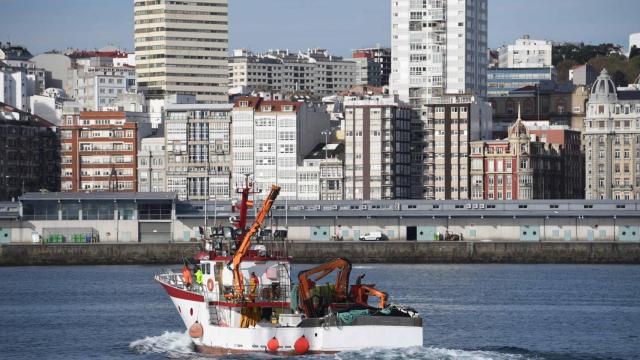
[470,108,583,200]
[60,111,152,192]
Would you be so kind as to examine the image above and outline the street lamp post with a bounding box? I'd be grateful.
[321,129,331,160]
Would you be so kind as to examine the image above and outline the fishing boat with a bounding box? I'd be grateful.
[155,181,422,355]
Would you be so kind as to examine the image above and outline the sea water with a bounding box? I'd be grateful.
[1,264,639,360]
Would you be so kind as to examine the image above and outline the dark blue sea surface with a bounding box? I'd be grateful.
[0,264,639,360]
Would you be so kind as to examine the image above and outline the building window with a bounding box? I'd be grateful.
[523,99,533,114]
[506,100,515,114]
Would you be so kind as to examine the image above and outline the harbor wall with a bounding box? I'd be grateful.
[1,241,640,266]
[4,216,639,243]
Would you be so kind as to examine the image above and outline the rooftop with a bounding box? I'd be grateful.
[20,192,177,202]
[165,103,234,112]
[304,143,345,160]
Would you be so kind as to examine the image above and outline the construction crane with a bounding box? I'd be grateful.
[230,184,281,300]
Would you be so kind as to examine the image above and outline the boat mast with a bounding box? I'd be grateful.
[231,184,281,299]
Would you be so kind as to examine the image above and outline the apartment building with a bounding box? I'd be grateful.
[470,112,583,200]
[349,57,382,87]
[134,0,229,103]
[0,102,60,200]
[490,82,590,137]
[164,103,232,201]
[0,43,46,111]
[297,143,345,201]
[229,49,357,97]
[411,95,492,200]
[0,62,28,111]
[232,97,329,200]
[498,35,553,68]
[343,95,411,200]
[584,69,640,200]
[390,0,488,106]
[352,46,392,87]
[60,111,152,192]
[137,136,166,192]
[69,63,136,111]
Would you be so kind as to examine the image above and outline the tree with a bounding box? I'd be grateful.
[556,59,578,84]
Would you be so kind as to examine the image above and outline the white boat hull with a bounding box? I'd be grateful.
[166,288,423,354]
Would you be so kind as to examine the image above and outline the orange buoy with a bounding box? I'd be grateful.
[207,278,214,292]
[189,322,204,338]
[266,337,279,352]
[294,335,309,355]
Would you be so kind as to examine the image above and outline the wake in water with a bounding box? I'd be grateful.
[129,331,196,358]
[128,332,542,360]
[333,347,539,360]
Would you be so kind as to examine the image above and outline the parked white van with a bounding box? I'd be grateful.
[358,231,388,241]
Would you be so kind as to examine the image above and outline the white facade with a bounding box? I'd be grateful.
[164,103,233,200]
[629,33,640,55]
[390,0,488,106]
[296,144,345,201]
[229,49,357,97]
[0,64,28,110]
[69,65,136,111]
[30,95,61,125]
[138,137,166,192]
[297,158,321,201]
[134,0,229,103]
[232,98,329,200]
[584,69,640,200]
[498,35,553,68]
[113,54,136,68]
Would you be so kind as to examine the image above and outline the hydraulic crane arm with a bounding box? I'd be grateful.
[297,258,352,317]
[231,184,281,299]
[352,285,388,309]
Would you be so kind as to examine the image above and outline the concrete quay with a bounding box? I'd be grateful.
[1,241,639,266]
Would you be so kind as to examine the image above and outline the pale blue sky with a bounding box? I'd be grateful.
[0,0,638,56]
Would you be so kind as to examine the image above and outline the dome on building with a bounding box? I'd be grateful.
[590,68,617,101]
[508,103,529,139]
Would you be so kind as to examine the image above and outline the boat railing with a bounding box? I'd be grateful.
[157,270,293,306]
[156,271,197,293]
[208,283,292,305]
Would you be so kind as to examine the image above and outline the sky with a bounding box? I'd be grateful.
[0,0,639,56]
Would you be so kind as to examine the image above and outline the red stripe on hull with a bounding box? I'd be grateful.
[208,301,290,308]
[158,282,204,302]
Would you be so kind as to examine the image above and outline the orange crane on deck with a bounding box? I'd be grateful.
[230,185,281,300]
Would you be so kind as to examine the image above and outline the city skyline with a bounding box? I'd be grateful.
[0,0,638,56]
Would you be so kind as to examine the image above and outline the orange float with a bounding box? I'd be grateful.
[189,322,204,338]
[294,335,309,355]
[266,337,279,352]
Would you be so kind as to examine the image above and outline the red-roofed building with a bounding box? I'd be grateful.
[60,111,152,192]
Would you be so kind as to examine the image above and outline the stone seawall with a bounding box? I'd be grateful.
[0,243,201,266]
[1,241,640,266]
[289,241,640,264]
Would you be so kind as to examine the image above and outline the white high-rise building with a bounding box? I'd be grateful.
[231,97,329,200]
[134,0,229,103]
[390,0,488,106]
[498,35,552,68]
